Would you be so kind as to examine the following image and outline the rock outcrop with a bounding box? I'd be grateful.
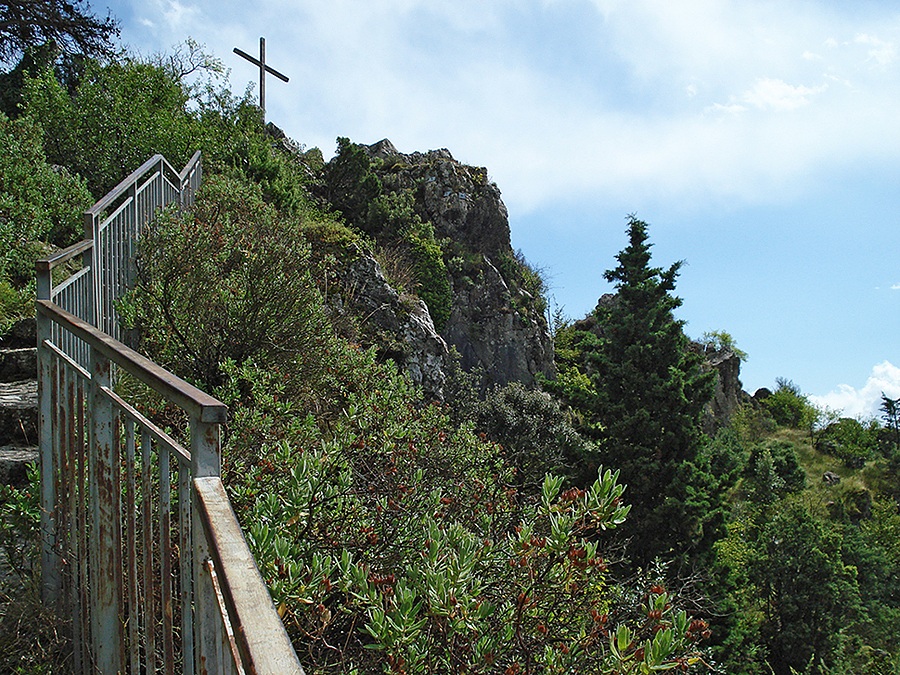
[330,246,449,400]
[699,347,748,433]
[444,256,554,386]
[362,140,555,387]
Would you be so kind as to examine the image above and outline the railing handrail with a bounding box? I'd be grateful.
[35,239,94,273]
[36,299,226,424]
[86,153,184,217]
[194,476,304,673]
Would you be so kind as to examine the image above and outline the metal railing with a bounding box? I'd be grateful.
[36,154,303,674]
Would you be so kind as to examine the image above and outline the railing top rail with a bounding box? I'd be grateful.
[37,298,227,424]
[180,150,202,182]
[35,238,93,273]
[86,153,183,217]
[194,476,305,674]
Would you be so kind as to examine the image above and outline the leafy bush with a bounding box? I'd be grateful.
[0,112,91,334]
[816,417,880,469]
[761,378,819,430]
[23,59,196,196]
[228,362,709,674]
[698,330,748,361]
[122,174,332,393]
[743,441,806,504]
[474,381,595,491]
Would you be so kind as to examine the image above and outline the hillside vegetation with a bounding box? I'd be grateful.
[1,36,899,675]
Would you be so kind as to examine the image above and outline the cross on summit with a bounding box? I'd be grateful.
[233,37,289,121]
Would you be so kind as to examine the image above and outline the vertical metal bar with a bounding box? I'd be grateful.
[37,278,61,603]
[77,373,91,672]
[142,429,157,673]
[68,363,83,674]
[89,351,125,672]
[160,445,175,675]
[57,360,70,609]
[192,419,223,673]
[125,418,140,671]
[179,457,194,674]
[89,210,101,332]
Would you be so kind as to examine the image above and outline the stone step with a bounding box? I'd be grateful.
[0,380,38,447]
[0,347,37,383]
[0,317,35,350]
[0,446,38,487]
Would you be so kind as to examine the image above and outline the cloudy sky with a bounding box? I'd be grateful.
[104,0,900,417]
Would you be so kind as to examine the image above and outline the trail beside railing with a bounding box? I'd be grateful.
[36,153,304,674]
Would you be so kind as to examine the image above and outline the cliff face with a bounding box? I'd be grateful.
[332,247,449,400]
[698,346,748,433]
[355,139,555,388]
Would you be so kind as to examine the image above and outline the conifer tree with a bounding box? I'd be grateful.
[553,216,716,565]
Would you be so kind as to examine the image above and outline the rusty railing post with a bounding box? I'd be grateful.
[36,262,60,604]
[192,417,227,672]
[89,349,125,672]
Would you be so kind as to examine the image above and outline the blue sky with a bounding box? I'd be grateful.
[104,0,900,417]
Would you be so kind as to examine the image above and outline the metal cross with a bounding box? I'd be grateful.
[233,37,289,121]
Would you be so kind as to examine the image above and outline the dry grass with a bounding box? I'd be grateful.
[0,551,72,673]
[0,591,72,673]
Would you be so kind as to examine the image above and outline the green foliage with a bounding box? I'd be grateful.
[743,440,806,504]
[365,184,452,329]
[402,224,452,330]
[728,402,777,444]
[816,417,880,469]
[496,248,549,318]
[0,463,72,671]
[0,43,59,118]
[762,378,819,431]
[122,174,332,393]
[195,92,316,215]
[547,217,717,566]
[474,381,596,491]
[753,500,861,675]
[321,136,382,229]
[0,464,40,585]
[698,330,748,361]
[227,362,708,673]
[23,58,196,196]
[0,111,92,334]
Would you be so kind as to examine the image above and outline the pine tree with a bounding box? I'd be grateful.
[553,217,716,565]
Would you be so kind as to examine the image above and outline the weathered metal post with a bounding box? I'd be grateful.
[89,349,125,672]
[192,416,228,672]
[36,263,60,605]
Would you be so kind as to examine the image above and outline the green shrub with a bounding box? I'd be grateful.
[474,381,595,490]
[23,60,196,197]
[816,418,880,469]
[744,440,806,504]
[122,174,332,393]
[0,112,92,335]
[762,378,819,430]
[229,364,708,674]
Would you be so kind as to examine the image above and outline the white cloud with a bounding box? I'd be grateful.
[892,284,900,290]
[117,0,900,212]
[739,77,828,111]
[853,33,897,68]
[810,361,900,419]
[161,0,200,30]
